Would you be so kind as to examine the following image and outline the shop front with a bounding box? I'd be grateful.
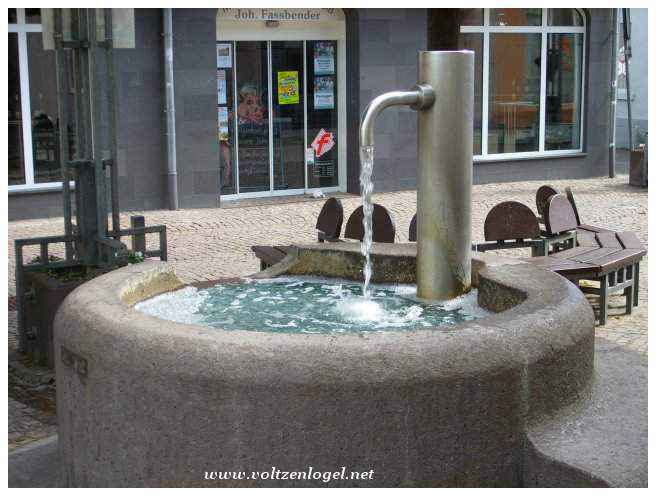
[7,8,617,221]
[216,8,346,199]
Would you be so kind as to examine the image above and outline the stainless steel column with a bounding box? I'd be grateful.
[416,51,474,300]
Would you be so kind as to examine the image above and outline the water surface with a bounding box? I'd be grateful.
[135,277,489,334]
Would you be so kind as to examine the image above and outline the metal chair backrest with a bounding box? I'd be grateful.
[315,197,344,241]
[483,201,540,242]
[544,193,579,235]
[344,204,396,243]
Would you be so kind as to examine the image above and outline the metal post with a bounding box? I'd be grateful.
[416,51,474,300]
[103,8,121,235]
[87,9,108,252]
[622,8,633,152]
[163,8,179,210]
[130,215,146,254]
[53,9,74,260]
[609,8,618,178]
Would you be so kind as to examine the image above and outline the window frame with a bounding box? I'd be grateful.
[8,8,68,193]
[460,8,586,162]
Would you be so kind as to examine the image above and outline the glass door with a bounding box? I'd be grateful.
[235,41,270,193]
[271,41,305,191]
[218,39,339,197]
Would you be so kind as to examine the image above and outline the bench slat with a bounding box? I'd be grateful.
[571,247,624,263]
[575,229,599,247]
[596,232,623,248]
[616,231,644,250]
[591,249,647,275]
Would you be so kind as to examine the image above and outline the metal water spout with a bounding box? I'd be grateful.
[359,50,474,301]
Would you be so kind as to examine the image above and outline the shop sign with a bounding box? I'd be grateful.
[218,8,340,22]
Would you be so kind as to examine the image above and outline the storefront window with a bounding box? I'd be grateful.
[490,8,542,26]
[217,41,236,195]
[272,41,305,190]
[217,9,344,198]
[306,40,339,188]
[236,41,270,193]
[459,8,585,158]
[548,9,584,27]
[458,33,483,155]
[217,36,341,196]
[460,9,483,26]
[25,8,41,24]
[545,33,584,150]
[488,34,541,154]
[28,32,62,183]
[9,33,25,185]
[9,8,74,190]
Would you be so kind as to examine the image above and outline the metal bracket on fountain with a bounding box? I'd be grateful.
[358,50,474,301]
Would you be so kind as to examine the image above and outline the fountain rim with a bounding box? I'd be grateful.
[54,250,593,387]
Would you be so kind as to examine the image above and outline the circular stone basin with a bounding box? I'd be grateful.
[134,278,489,333]
[54,243,595,487]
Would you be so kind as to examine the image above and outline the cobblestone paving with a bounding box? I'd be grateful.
[6,174,648,450]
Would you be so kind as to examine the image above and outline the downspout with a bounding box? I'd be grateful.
[609,8,618,178]
[163,8,179,209]
[622,8,633,152]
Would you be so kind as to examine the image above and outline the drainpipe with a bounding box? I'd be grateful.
[622,8,633,152]
[609,8,618,178]
[163,8,179,210]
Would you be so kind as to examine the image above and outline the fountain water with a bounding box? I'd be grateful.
[359,146,375,297]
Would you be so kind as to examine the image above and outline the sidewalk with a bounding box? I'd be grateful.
[7,173,648,454]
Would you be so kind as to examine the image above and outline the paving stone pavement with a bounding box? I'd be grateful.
[6,174,648,451]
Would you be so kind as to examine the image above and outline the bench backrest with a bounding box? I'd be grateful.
[344,204,396,243]
[564,187,582,226]
[483,201,540,242]
[544,193,578,235]
[535,185,559,218]
[316,197,344,241]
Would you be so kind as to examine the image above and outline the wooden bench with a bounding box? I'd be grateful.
[528,231,645,325]
[476,196,646,325]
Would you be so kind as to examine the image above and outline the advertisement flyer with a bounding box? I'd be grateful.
[216,43,232,68]
[313,76,334,110]
[277,71,300,105]
[218,106,229,141]
[217,70,227,105]
[313,41,335,75]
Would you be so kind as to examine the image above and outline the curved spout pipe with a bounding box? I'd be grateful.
[359,84,434,147]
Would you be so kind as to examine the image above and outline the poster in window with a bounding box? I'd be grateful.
[217,70,227,105]
[313,76,334,110]
[218,106,229,141]
[216,43,232,68]
[277,71,300,105]
[313,41,335,75]
[310,129,336,178]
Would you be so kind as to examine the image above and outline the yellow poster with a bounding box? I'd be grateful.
[278,71,299,105]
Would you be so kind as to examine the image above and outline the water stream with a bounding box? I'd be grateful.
[359,145,375,297]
